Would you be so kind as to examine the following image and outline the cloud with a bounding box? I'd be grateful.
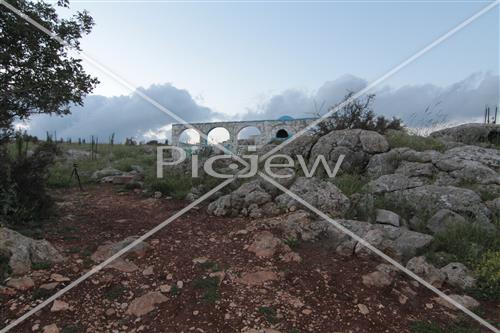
[243,72,500,129]
[24,83,222,143]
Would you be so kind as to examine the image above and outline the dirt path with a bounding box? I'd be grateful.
[1,186,497,333]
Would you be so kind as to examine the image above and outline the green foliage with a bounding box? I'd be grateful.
[104,284,126,301]
[0,254,12,281]
[148,176,192,200]
[473,251,500,300]
[32,288,54,300]
[0,0,98,133]
[199,261,220,272]
[331,173,368,196]
[284,237,300,250]
[31,262,51,270]
[61,326,81,333]
[386,131,446,152]
[170,285,181,297]
[193,276,220,304]
[316,92,402,135]
[257,306,277,324]
[0,141,60,228]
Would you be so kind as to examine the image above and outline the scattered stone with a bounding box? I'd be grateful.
[176,281,184,289]
[301,309,312,315]
[42,324,59,333]
[362,271,393,288]
[126,291,168,316]
[50,273,70,282]
[6,276,35,291]
[50,300,69,312]
[433,294,480,310]
[39,282,59,291]
[406,256,445,288]
[237,271,279,286]
[441,262,476,289]
[142,266,154,276]
[192,257,209,264]
[357,303,369,315]
[159,284,171,293]
[247,231,281,257]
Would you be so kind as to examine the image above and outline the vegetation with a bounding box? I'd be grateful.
[410,320,480,333]
[258,306,278,324]
[331,173,368,196]
[0,254,12,281]
[192,276,220,304]
[386,131,446,152]
[316,92,402,135]
[424,223,500,300]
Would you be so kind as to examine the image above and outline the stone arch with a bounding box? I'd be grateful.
[237,126,262,145]
[271,126,294,140]
[207,127,231,145]
[178,128,200,144]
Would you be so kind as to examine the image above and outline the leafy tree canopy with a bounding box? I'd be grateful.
[0,0,99,139]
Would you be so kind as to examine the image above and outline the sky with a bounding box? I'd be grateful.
[24,0,500,142]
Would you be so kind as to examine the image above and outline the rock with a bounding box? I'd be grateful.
[486,197,500,217]
[50,300,69,312]
[406,256,445,287]
[50,273,70,282]
[395,161,435,178]
[91,236,150,272]
[301,308,312,315]
[142,266,154,276]
[437,145,500,170]
[176,281,184,289]
[126,291,168,316]
[91,167,123,180]
[281,251,302,263]
[275,177,350,217]
[427,209,467,234]
[192,257,209,264]
[364,174,426,194]
[384,185,491,225]
[0,227,64,275]
[6,276,35,290]
[441,263,476,289]
[357,303,370,315]
[153,191,162,199]
[375,209,400,227]
[359,130,390,153]
[247,231,282,257]
[159,284,171,293]
[42,324,60,333]
[433,294,480,310]
[362,271,393,288]
[40,282,59,290]
[365,149,401,179]
[430,123,500,146]
[237,271,279,286]
[282,210,325,241]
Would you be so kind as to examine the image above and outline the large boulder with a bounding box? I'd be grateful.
[384,185,492,225]
[440,262,476,290]
[430,123,500,146]
[426,209,467,234]
[0,228,64,275]
[435,145,500,171]
[275,177,350,217]
[406,256,446,287]
[364,174,427,194]
[308,129,389,174]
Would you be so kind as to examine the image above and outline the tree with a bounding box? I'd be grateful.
[316,92,402,135]
[0,0,99,140]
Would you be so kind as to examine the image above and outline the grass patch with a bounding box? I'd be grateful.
[32,288,55,300]
[284,237,300,250]
[331,173,368,196]
[193,276,220,304]
[61,325,81,333]
[170,285,181,297]
[199,261,220,272]
[386,131,446,152]
[148,175,192,200]
[410,320,480,333]
[257,306,277,324]
[104,284,126,301]
[31,262,51,270]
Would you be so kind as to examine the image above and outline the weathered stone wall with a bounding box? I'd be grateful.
[171,118,316,151]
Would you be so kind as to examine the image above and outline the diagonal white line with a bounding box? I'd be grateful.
[0,0,249,169]
[257,171,500,333]
[259,0,499,162]
[0,177,236,333]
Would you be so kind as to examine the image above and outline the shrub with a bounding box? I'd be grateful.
[316,92,402,135]
[473,251,500,300]
[0,141,59,228]
[0,254,11,281]
[148,176,192,199]
[331,173,368,196]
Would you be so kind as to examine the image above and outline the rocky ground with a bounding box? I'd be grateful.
[1,186,499,333]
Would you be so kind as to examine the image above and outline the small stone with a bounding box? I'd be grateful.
[126,291,168,316]
[32,324,39,331]
[142,266,154,276]
[375,209,400,227]
[40,282,59,291]
[6,277,35,291]
[357,303,369,315]
[50,300,69,312]
[176,281,184,289]
[153,191,162,199]
[42,324,59,333]
[193,257,209,264]
[50,273,70,282]
[105,308,116,316]
[193,310,199,316]
[236,271,279,286]
[362,271,393,288]
[166,273,173,280]
[159,284,171,293]
[301,309,312,315]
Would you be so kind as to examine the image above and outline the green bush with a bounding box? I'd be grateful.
[386,131,446,152]
[331,173,368,196]
[473,251,500,300]
[148,176,192,199]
